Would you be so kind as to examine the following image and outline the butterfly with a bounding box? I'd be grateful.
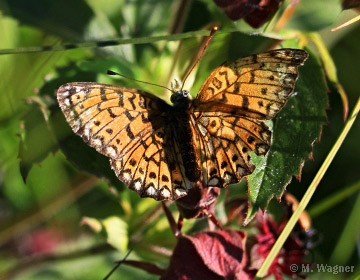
[57,48,308,201]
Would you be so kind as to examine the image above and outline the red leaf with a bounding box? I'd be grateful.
[162,229,252,279]
[213,0,283,28]
[342,0,360,9]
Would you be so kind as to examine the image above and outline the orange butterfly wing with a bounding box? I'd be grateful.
[57,49,308,200]
[57,83,191,200]
[191,49,308,188]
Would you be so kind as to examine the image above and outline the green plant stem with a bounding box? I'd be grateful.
[256,97,360,279]
[0,29,231,55]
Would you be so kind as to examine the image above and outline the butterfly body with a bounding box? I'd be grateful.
[57,48,308,201]
[168,97,202,183]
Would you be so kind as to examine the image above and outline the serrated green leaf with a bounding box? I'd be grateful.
[245,49,328,223]
[306,32,349,120]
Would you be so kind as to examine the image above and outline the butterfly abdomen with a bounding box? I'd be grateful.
[169,110,201,183]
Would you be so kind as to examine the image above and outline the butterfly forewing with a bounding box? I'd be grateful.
[57,82,191,200]
[57,83,163,158]
[194,49,308,119]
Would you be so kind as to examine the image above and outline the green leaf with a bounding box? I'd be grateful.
[285,0,342,31]
[245,49,328,223]
[18,103,57,181]
[1,0,95,39]
[82,216,128,252]
[81,216,103,233]
[102,216,128,252]
[0,16,89,122]
[305,32,349,120]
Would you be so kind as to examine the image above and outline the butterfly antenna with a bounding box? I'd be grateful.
[106,70,174,93]
[181,26,218,91]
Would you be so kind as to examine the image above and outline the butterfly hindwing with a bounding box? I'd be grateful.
[110,127,191,200]
[193,111,272,187]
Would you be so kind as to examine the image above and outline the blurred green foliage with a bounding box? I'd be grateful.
[0,0,359,279]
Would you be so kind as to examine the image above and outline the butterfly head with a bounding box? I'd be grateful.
[170,90,192,109]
